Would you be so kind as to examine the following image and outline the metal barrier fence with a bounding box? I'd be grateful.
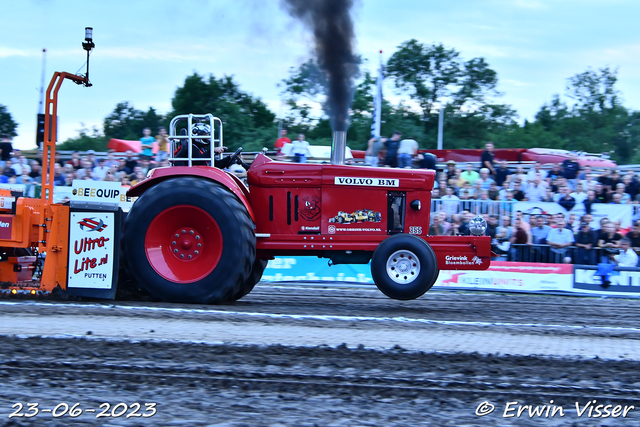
[431,199,517,226]
[433,198,640,226]
[503,244,636,266]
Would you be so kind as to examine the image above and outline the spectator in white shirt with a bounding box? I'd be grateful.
[91,159,110,180]
[525,176,547,202]
[75,159,94,180]
[104,152,119,169]
[288,134,311,163]
[570,183,588,204]
[397,138,418,169]
[440,187,460,217]
[498,181,510,200]
[10,154,31,176]
[526,162,548,183]
[513,164,527,183]
[477,168,495,190]
[612,239,639,267]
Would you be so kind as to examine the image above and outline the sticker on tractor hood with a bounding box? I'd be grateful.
[329,209,382,224]
[334,177,399,187]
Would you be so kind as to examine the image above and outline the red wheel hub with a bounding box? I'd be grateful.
[145,205,222,283]
[170,226,201,260]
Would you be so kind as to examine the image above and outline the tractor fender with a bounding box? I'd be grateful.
[126,166,254,222]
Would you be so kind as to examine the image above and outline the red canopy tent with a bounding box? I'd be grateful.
[107,138,158,154]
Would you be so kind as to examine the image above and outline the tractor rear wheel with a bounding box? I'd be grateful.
[123,177,255,304]
[371,234,439,300]
[228,258,268,302]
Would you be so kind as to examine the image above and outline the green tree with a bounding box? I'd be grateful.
[386,39,513,148]
[453,58,499,109]
[386,40,460,124]
[626,111,640,164]
[0,104,18,137]
[103,102,163,141]
[58,125,108,151]
[512,67,636,162]
[279,59,335,140]
[279,58,373,147]
[566,67,619,114]
[170,73,277,151]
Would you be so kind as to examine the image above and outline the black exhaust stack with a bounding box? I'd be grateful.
[281,0,359,166]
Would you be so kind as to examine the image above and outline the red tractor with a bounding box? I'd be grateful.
[122,114,491,304]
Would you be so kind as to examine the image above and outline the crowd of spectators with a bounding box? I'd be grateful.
[0,127,180,189]
[4,129,640,267]
[0,124,250,190]
[425,142,640,266]
[430,143,640,207]
[0,148,164,188]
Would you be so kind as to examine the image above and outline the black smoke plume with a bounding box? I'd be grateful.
[281,0,359,132]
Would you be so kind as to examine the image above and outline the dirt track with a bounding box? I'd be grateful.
[2,285,640,426]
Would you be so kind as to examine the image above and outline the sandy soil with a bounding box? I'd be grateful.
[1,286,640,426]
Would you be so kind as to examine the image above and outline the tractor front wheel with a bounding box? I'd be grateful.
[123,177,255,304]
[371,234,439,300]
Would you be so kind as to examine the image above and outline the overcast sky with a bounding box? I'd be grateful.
[1,0,638,150]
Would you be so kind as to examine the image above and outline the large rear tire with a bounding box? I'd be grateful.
[371,234,439,300]
[123,177,255,304]
[229,258,268,302]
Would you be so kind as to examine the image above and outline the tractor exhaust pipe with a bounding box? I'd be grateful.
[330,131,347,165]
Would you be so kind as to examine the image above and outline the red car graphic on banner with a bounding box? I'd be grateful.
[78,217,108,232]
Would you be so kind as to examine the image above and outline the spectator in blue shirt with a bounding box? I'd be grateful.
[140,128,154,159]
[494,160,512,186]
[562,154,580,180]
[477,168,495,190]
[383,131,402,168]
[546,217,575,263]
[531,215,551,244]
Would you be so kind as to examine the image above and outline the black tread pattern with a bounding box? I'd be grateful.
[229,259,268,302]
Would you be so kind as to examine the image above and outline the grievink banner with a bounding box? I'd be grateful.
[435,261,574,293]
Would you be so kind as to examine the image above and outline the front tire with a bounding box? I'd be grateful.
[371,234,439,300]
[123,177,255,304]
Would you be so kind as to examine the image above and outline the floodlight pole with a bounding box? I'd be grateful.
[81,27,95,87]
[39,28,95,251]
[437,106,444,150]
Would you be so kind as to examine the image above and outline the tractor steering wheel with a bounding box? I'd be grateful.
[227,147,243,165]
